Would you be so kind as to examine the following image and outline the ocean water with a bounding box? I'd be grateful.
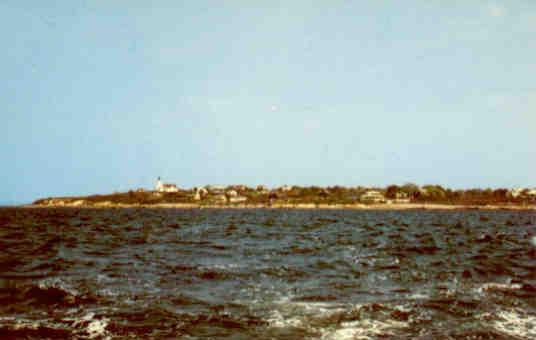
[0,207,535,339]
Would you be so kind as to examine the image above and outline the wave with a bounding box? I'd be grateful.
[0,278,96,312]
[1,208,535,339]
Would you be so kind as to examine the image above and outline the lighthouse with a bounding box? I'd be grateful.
[155,177,178,193]
[155,177,164,192]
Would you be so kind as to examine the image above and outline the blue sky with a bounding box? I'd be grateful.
[2,1,535,204]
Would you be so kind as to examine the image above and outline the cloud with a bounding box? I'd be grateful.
[488,4,505,18]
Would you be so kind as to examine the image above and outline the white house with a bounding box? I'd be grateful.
[193,187,208,201]
[226,190,238,197]
[509,188,523,198]
[205,185,225,194]
[229,196,247,203]
[393,191,411,203]
[279,185,293,192]
[214,194,227,203]
[510,187,536,198]
[155,177,179,193]
[360,190,386,203]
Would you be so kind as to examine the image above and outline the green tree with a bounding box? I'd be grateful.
[401,183,420,198]
[385,185,400,199]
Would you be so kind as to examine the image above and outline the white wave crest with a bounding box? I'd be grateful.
[321,318,409,340]
[475,282,522,295]
[486,309,536,339]
[72,312,111,340]
[87,318,109,339]
[266,299,346,329]
[37,277,79,296]
[265,298,410,340]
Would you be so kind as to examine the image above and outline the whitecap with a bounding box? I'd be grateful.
[408,291,429,300]
[201,263,243,270]
[475,282,522,295]
[87,318,110,339]
[72,312,94,327]
[37,277,79,297]
[486,309,536,339]
[71,312,111,340]
[97,288,117,297]
[96,274,114,283]
[321,318,409,340]
[264,297,412,340]
[265,297,347,330]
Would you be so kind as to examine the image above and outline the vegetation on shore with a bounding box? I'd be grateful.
[32,184,536,207]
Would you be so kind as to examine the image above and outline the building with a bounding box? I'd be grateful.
[214,194,227,203]
[193,187,208,201]
[155,177,179,193]
[279,185,293,192]
[226,190,238,197]
[510,187,536,198]
[393,191,411,203]
[509,188,522,198]
[229,196,247,203]
[205,185,225,194]
[360,190,386,203]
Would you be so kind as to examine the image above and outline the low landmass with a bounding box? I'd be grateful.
[30,184,536,210]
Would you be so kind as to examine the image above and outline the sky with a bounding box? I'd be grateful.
[2,1,535,204]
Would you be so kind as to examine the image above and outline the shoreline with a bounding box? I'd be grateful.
[21,203,536,211]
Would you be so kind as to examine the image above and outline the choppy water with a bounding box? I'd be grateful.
[0,207,535,339]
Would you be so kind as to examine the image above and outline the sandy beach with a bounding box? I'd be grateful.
[24,202,536,210]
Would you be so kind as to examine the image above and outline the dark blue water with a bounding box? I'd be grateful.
[0,208,535,339]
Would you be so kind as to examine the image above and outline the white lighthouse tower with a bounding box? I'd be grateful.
[155,177,164,192]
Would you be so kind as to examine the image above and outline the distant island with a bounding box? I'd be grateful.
[30,178,536,210]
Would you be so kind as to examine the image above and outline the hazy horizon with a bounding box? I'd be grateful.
[2,1,535,204]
